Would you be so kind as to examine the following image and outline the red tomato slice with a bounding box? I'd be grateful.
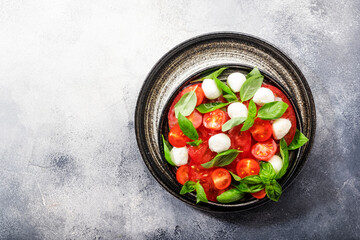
[251,138,277,161]
[251,189,266,199]
[181,83,204,106]
[176,165,189,185]
[188,140,215,165]
[262,84,297,144]
[186,110,202,128]
[168,124,190,148]
[189,165,212,182]
[167,93,182,129]
[250,118,273,142]
[211,168,231,190]
[236,158,260,178]
[228,125,252,152]
[203,109,227,130]
[196,125,211,141]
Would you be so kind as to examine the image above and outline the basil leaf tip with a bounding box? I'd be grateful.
[187,139,203,147]
[222,117,247,132]
[195,181,208,203]
[288,129,309,150]
[257,101,288,120]
[265,180,282,202]
[196,102,230,113]
[161,135,176,166]
[174,90,197,118]
[180,181,196,195]
[177,112,199,140]
[201,149,240,169]
[259,162,277,184]
[240,71,264,102]
[276,138,289,179]
[217,188,245,203]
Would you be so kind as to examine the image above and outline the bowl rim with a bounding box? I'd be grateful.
[135,32,316,213]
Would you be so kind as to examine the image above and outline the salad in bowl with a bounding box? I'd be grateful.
[161,67,309,204]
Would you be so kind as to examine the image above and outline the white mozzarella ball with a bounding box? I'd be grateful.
[208,133,231,153]
[227,72,246,93]
[227,102,248,119]
[253,87,275,106]
[170,147,188,166]
[269,155,283,173]
[275,97,283,102]
[272,118,292,140]
[202,78,221,99]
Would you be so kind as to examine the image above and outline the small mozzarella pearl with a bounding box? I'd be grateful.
[227,72,246,93]
[170,147,188,166]
[202,78,221,99]
[227,102,248,119]
[208,133,231,153]
[268,155,283,173]
[253,87,275,106]
[272,118,292,140]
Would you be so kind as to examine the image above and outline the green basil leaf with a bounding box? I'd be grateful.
[229,171,242,181]
[246,67,261,78]
[201,67,228,80]
[259,162,277,184]
[276,138,289,179]
[214,77,237,103]
[235,182,265,193]
[201,149,241,168]
[288,129,309,150]
[216,188,245,203]
[195,181,208,203]
[223,94,238,102]
[196,102,230,113]
[257,101,288,120]
[178,113,199,140]
[180,181,196,194]
[248,99,257,118]
[222,117,247,132]
[162,135,176,166]
[186,139,203,146]
[241,117,255,131]
[240,74,264,102]
[265,180,282,202]
[174,90,197,118]
[240,175,262,184]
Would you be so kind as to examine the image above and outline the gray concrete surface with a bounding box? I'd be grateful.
[0,0,359,239]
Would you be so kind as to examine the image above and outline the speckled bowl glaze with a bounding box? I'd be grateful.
[135,32,316,212]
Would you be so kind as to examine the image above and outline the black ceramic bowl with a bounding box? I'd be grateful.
[135,32,316,212]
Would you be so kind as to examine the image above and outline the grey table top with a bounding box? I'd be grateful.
[1,1,359,239]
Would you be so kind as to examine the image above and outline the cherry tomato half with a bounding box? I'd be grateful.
[251,138,277,161]
[250,118,273,142]
[236,158,260,178]
[181,83,204,106]
[168,124,190,148]
[203,109,227,130]
[211,168,231,190]
[229,125,252,152]
[251,189,266,199]
[176,165,189,185]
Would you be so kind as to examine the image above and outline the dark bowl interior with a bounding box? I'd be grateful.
[135,32,316,212]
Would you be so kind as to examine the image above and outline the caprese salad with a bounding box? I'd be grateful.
[162,67,309,204]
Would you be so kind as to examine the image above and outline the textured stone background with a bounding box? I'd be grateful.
[0,0,359,239]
